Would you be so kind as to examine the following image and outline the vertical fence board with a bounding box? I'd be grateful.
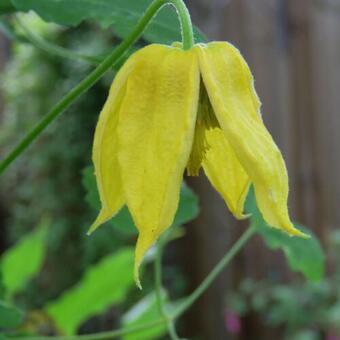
[309,1,340,232]
[183,0,338,338]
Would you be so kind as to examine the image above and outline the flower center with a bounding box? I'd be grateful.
[187,83,219,176]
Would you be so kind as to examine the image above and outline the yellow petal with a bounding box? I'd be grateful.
[196,42,306,237]
[203,127,250,219]
[117,44,200,286]
[88,56,136,234]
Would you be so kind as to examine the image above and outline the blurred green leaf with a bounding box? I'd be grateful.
[0,271,5,300]
[10,0,205,44]
[82,166,101,213]
[290,330,319,340]
[82,166,199,235]
[46,248,135,335]
[0,300,23,328]
[246,189,325,282]
[0,0,15,14]
[122,291,168,340]
[0,220,48,298]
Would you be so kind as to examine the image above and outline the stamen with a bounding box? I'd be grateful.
[187,83,219,176]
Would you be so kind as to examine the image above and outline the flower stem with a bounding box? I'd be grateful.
[0,0,165,174]
[15,319,166,340]
[15,16,101,64]
[169,0,195,50]
[172,226,256,318]
[12,226,254,340]
[0,0,195,174]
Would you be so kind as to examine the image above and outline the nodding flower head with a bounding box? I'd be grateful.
[88,42,307,287]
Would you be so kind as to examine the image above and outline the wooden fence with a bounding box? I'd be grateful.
[183,0,340,338]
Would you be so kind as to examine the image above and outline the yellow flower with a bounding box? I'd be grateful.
[89,42,306,287]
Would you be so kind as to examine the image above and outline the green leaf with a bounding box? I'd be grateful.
[82,166,101,212]
[122,292,168,340]
[82,166,199,235]
[0,300,23,329]
[0,0,15,14]
[10,0,205,44]
[246,189,325,282]
[0,220,48,298]
[46,248,135,335]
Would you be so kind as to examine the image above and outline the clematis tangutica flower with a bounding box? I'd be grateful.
[89,42,306,287]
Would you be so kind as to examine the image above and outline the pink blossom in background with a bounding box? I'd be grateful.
[225,310,241,334]
[326,332,340,340]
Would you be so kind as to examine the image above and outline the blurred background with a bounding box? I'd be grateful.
[0,0,340,339]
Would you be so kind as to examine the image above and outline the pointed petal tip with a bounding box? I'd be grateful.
[282,223,310,239]
[86,223,98,236]
[290,228,310,239]
[133,232,159,290]
[86,219,101,236]
[86,208,113,236]
[134,253,144,290]
[235,212,251,220]
[134,268,143,290]
[134,235,147,291]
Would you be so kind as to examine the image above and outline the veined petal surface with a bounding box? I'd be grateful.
[89,56,137,234]
[117,44,200,285]
[196,42,306,237]
[203,128,250,219]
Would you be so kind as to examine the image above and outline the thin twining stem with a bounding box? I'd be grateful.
[0,0,195,174]
[15,17,101,64]
[15,226,255,340]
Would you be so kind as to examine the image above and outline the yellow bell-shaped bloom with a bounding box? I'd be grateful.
[89,42,306,287]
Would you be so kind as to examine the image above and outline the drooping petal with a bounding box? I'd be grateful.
[117,44,200,286]
[88,56,137,234]
[196,42,306,237]
[203,127,250,219]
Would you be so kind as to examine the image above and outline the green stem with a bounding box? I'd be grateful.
[13,226,254,340]
[14,319,165,340]
[0,0,163,174]
[172,226,256,318]
[155,234,180,340]
[15,17,101,64]
[169,0,194,49]
[0,0,195,174]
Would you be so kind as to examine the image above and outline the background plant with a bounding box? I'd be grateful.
[226,230,340,340]
[0,1,328,339]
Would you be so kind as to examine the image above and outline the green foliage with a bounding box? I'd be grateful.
[10,0,205,45]
[0,300,23,328]
[122,292,168,340]
[0,19,200,337]
[0,0,202,339]
[0,0,14,14]
[82,165,199,235]
[246,189,325,282]
[228,245,340,340]
[0,17,116,307]
[46,248,135,335]
[1,221,48,299]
